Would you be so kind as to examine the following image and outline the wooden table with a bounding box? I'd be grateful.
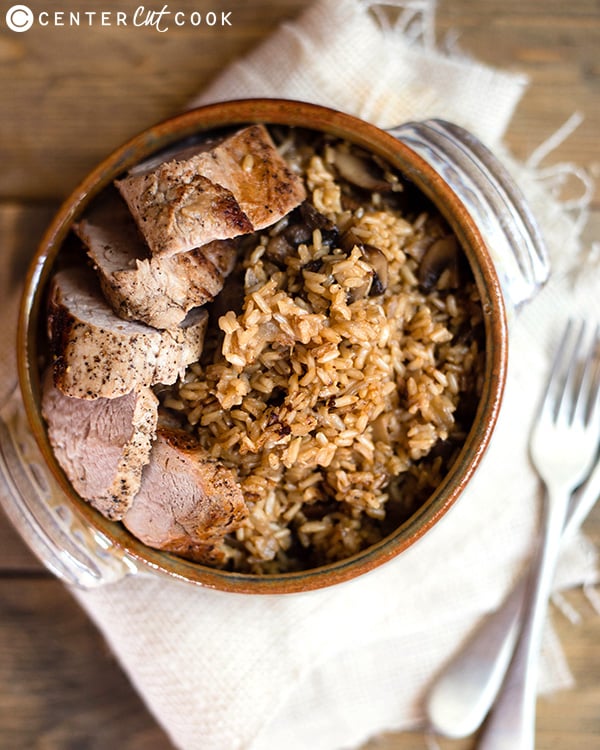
[1,1,599,747]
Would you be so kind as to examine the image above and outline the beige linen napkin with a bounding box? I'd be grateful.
[4,2,599,749]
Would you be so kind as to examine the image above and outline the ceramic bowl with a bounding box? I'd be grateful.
[17,99,508,593]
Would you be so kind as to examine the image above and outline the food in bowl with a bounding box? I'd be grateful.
[39,120,486,575]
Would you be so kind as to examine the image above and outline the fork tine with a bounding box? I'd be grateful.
[541,319,579,422]
[540,320,571,411]
[556,322,585,424]
[583,324,600,428]
[571,322,598,425]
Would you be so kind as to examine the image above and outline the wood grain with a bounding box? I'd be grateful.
[0,579,173,750]
[0,0,305,201]
[0,1,598,748]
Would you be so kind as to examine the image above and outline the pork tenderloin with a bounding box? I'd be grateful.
[123,428,247,565]
[116,124,306,257]
[41,371,158,521]
[48,267,208,399]
[75,191,237,329]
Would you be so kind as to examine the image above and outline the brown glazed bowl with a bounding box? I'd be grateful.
[17,99,508,594]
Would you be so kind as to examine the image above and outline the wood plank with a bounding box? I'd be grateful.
[0,204,55,405]
[0,576,597,750]
[0,0,306,201]
[0,579,174,749]
[0,506,45,572]
[1,0,599,199]
[435,0,600,169]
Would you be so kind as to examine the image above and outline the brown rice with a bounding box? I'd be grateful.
[163,128,485,573]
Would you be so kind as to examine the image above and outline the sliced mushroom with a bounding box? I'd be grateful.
[340,229,388,300]
[339,228,363,255]
[299,202,340,247]
[363,244,388,296]
[265,234,293,264]
[283,217,313,247]
[418,235,461,291]
[333,148,391,192]
[245,265,264,292]
[347,277,372,303]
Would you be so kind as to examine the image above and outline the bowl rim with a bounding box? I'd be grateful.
[17,97,508,594]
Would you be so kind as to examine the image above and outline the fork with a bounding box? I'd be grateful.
[426,445,600,739]
[473,319,600,750]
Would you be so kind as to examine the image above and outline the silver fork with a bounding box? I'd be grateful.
[473,319,600,750]
[426,447,600,739]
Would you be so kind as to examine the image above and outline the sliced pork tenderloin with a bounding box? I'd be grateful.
[74,191,237,329]
[48,267,208,399]
[123,428,247,565]
[116,170,251,259]
[41,370,158,521]
[116,124,306,257]
[191,124,307,234]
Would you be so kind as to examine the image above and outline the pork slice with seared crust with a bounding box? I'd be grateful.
[74,191,237,329]
[123,428,247,565]
[116,169,252,257]
[41,370,158,521]
[116,124,306,257]
[191,124,307,233]
[48,267,208,399]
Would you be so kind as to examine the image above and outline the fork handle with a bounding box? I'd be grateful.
[476,485,570,750]
[425,574,525,738]
[426,460,600,739]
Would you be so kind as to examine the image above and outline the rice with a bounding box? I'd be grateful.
[164,128,485,573]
